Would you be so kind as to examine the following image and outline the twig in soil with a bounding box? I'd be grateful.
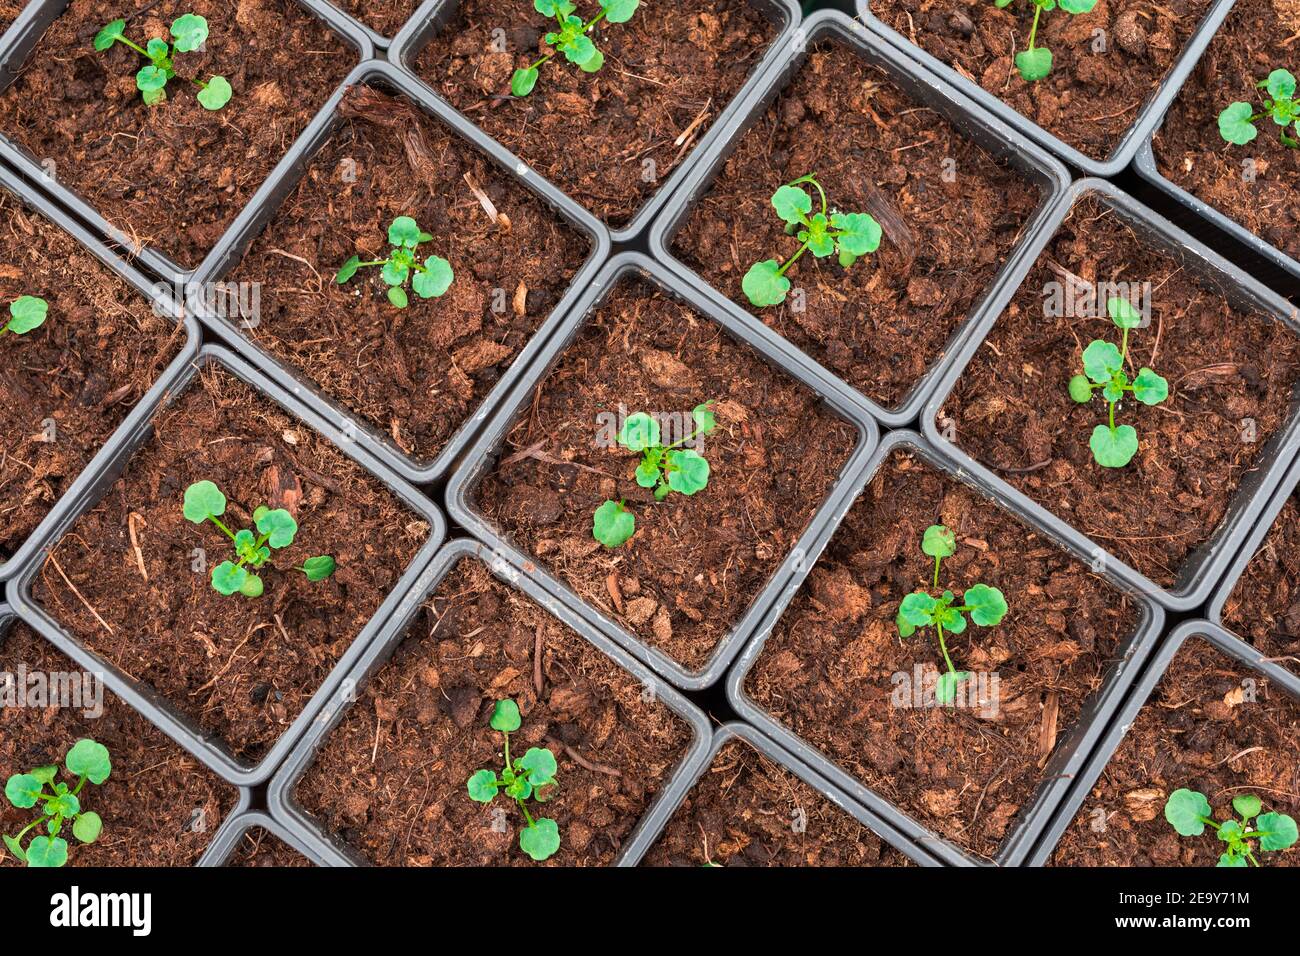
[499,439,620,479]
[605,571,625,615]
[462,172,511,233]
[268,248,324,295]
[127,511,149,583]
[1036,691,1060,766]
[533,627,545,697]
[990,458,1052,474]
[552,741,622,778]
[48,553,114,635]
[675,100,712,148]
[190,622,267,695]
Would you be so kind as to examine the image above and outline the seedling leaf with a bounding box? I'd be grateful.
[593,499,635,548]
[490,699,522,733]
[1165,788,1212,837]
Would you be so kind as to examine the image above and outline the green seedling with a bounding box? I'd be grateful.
[4,739,110,867]
[335,216,454,309]
[996,0,1098,82]
[896,524,1008,705]
[1219,69,1300,148]
[1068,297,1168,468]
[94,13,232,110]
[511,0,640,97]
[466,699,561,862]
[743,173,882,308]
[1165,789,1298,867]
[593,403,717,549]
[183,480,334,597]
[1,295,48,336]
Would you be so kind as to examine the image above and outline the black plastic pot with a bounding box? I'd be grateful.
[446,251,881,690]
[185,58,610,486]
[319,0,419,52]
[265,537,715,866]
[8,344,448,787]
[921,178,1300,613]
[648,8,1072,429]
[209,809,319,866]
[0,159,201,585]
[636,722,944,866]
[387,0,803,246]
[0,0,373,286]
[1025,619,1300,866]
[726,429,1168,867]
[0,604,255,866]
[855,0,1236,178]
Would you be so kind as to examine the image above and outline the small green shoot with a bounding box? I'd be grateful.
[1068,297,1168,468]
[466,699,561,862]
[335,216,454,309]
[511,0,640,97]
[183,480,334,597]
[743,174,881,308]
[996,0,1098,82]
[4,739,110,867]
[94,13,232,110]
[1,295,48,336]
[1165,789,1298,867]
[593,404,717,549]
[1218,69,1300,149]
[896,524,1008,705]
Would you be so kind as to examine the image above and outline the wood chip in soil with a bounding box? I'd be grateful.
[745,448,1141,862]
[295,556,693,866]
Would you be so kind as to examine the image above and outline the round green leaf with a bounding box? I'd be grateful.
[211,561,248,596]
[388,286,409,309]
[1132,367,1168,406]
[618,412,660,452]
[65,739,111,785]
[561,33,597,65]
[936,605,967,634]
[1164,788,1212,837]
[197,75,232,111]
[94,19,126,51]
[831,212,882,257]
[1082,340,1123,383]
[800,214,836,258]
[771,185,812,225]
[1217,818,1244,842]
[511,67,539,97]
[1218,102,1258,145]
[666,449,710,495]
[1102,380,1125,404]
[1015,46,1052,82]
[1068,374,1094,404]
[1106,296,1143,329]
[301,556,336,582]
[505,776,532,800]
[601,0,640,23]
[1266,69,1297,102]
[142,86,167,106]
[49,791,80,819]
[490,699,521,733]
[692,402,717,435]
[593,499,635,548]
[1090,424,1139,468]
[535,0,568,14]
[183,480,226,523]
[634,459,660,489]
[1232,793,1262,820]
[146,37,170,60]
[519,817,560,861]
[5,773,43,809]
[1257,811,1298,851]
[935,670,971,706]
[336,255,362,284]
[964,584,1007,626]
[921,524,956,559]
[578,48,604,73]
[7,295,48,334]
[136,64,169,93]
[255,508,298,548]
[25,836,68,868]
[466,769,500,803]
[1058,0,1096,12]
[518,747,558,786]
[387,216,423,248]
[897,592,938,629]
[742,260,790,307]
[170,13,209,53]
[239,573,264,598]
[1218,851,1248,867]
[30,766,57,787]
[72,812,102,844]
[381,260,410,287]
[412,256,454,298]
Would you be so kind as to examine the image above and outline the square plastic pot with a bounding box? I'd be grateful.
[726,428,1167,867]
[922,178,1300,613]
[634,722,945,866]
[202,809,321,866]
[0,159,201,585]
[185,58,610,487]
[317,0,421,51]
[1025,619,1300,866]
[0,604,255,866]
[0,0,374,287]
[648,8,1072,429]
[446,251,881,690]
[387,0,803,245]
[856,0,1236,178]
[8,344,448,787]
[265,537,715,866]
